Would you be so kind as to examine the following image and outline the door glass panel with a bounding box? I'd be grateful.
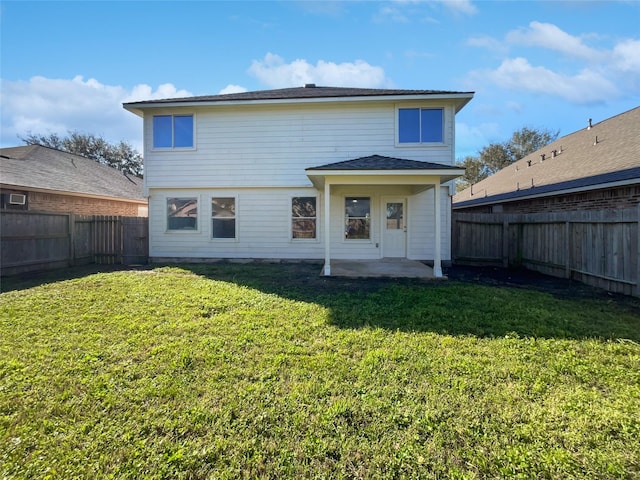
[386,202,403,230]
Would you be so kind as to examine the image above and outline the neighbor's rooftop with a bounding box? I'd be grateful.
[453,106,640,209]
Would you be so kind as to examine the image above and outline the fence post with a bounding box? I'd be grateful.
[68,214,75,267]
[502,218,509,268]
[636,203,640,297]
[564,220,571,279]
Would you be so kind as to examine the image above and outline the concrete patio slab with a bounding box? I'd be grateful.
[322,259,441,279]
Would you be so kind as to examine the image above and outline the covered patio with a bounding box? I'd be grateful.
[306,155,464,278]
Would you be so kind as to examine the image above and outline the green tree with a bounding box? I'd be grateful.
[20,131,143,177]
[457,126,558,190]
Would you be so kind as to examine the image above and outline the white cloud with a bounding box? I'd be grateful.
[465,21,638,104]
[219,84,248,94]
[455,121,499,158]
[0,75,192,150]
[466,35,508,54]
[506,21,605,61]
[439,0,477,16]
[611,38,640,73]
[386,0,476,20]
[374,6,410,23]
[470,57,618,104]
[248,53,392,88]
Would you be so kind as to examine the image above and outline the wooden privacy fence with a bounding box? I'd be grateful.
[1,212,148,276]
[452,206,640,297]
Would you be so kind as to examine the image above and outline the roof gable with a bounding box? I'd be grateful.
[453,106,640,208]
[0,145,145,201]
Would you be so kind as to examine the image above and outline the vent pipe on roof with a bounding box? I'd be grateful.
[540,153,545,161]
[304,83,316,88]
[588,118,592,130]
[551,150,557,158]
[527,160,532,167]
[594,136,599,145]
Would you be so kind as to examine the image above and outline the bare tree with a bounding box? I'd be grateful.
[457,126,558,190]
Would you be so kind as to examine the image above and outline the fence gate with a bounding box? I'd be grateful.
[122,216,149,265]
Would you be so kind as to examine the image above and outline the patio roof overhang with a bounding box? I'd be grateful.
[305,155,465,190]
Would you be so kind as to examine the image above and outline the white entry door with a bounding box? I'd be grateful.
[382,198,406,258]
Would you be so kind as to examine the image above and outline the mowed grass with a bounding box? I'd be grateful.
[1,264,639,479]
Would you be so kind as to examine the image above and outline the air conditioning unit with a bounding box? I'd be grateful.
[9,193,26,205]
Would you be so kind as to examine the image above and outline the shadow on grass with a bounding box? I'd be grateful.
[180,262,640,342]
[0,264,152,293]
[3,262,639,342]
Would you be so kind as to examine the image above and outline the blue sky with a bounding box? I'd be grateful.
[1,1,638,159]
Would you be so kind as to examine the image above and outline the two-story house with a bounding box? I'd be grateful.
[123,85,473,276]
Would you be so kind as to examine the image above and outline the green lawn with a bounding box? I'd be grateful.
[1,264,639,479]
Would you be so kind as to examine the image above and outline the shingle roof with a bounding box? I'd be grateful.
[124,85,474,106]
[0,145,145,201]
[308,155,462,171]
[453,106,640,208]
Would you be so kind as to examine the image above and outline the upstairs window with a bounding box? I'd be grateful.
[398,108,443,144]
[153,114,194,149]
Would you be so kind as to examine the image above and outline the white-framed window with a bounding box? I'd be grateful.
[292,196,317,239]
[167,197,198,231]
[212,197,236,239]
[398,107,444,144]
[345,197,370,240]
[153,114,194,149]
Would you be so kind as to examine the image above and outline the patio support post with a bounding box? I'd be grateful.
[433,181,443,277]
[324,181,331,276]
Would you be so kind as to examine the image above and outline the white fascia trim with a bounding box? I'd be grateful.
[452,178,640,209]
[305,169,466,176]
[124,93,474,111]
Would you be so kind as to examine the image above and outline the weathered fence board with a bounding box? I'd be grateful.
[452,206,639,297]
[1,212,148,276]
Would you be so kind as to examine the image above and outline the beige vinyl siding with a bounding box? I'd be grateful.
[406,187,451,261]
[143,102,456,190]
[149,188,324,259]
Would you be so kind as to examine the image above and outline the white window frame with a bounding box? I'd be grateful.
[211,195,238,242]
[166,196,199,233]
[395,106,446,146]
[151,113,196,151]
[343,195,372,242]
[291,195,319,241]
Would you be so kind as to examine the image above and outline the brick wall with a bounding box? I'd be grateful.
[28,191,145,216]
[455,184,640,214]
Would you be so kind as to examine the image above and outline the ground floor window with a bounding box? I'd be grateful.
[292,196,317,239]
[345,197,370,239]
[167,197,197,230]
[212,197,236,239]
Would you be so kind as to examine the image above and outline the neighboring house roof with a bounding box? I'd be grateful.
[309,155,462,171]
[0,144,145,202]
[124,85,474,113]
[453,106,640,209]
